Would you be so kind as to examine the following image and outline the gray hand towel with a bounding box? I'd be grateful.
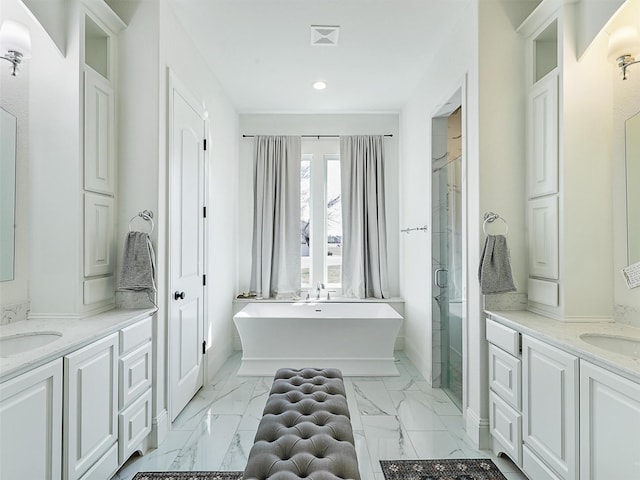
[478,234,516,295]
[119,231,156,292]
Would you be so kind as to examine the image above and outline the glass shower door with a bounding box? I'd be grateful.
[432,108,463,410]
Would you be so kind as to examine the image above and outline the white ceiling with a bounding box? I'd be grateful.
[169,0,470,113]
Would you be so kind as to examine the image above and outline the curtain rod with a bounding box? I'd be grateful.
[242,134,393,139]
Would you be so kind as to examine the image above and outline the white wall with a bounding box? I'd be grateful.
[110,0,239,441]
[237,113,400,297]
[0,0,30,323]
[610,0,640,325]
[400,0,483,445]
[400,0,528,448]
[0,0,84,317]
[160,2,239,383]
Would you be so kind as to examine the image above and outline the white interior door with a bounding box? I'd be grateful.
[169,75,206,422]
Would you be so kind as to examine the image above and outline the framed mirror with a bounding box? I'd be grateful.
[0,107,17,281]
[626,110,640,265]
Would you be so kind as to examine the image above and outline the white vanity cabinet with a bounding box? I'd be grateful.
[64,333,119,480]
[579,360,640,479]
[0,359,63,480]
[522,334,578,480]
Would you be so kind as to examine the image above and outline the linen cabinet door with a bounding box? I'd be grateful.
[528,195,559,280]
[64,333,118,480]
[580,360,640,479]
[84,67,115,195]
[0,359,62,480]
[84,192,115,278]
[522,335,578,480]
[527,73,558,198]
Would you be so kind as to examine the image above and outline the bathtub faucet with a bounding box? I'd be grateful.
[316,282,325,299]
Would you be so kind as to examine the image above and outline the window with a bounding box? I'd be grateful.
[300,144,342,291]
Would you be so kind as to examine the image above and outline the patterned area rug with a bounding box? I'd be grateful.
[380,459,507,480]
[132,472,242,480]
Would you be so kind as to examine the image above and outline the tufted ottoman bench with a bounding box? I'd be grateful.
[242,367,360,480]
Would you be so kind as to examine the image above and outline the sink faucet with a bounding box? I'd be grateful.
[316,282,325,299]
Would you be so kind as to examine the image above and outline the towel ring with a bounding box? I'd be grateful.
[129,210,154,234]
[482,212,508,236]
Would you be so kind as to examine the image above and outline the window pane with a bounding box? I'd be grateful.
[301,159,311,286]
[326,158,341,286]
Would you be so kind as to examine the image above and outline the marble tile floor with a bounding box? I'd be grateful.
[112,352,528,480]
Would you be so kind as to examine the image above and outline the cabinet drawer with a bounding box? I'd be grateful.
[78,443,118,480]
[120,316,152,355]
[118,389,152,464]
[523,445,562,480]
[489,344,521,410]
[489,391,522,466]
[119,341,152,409]
[486,318,520,356]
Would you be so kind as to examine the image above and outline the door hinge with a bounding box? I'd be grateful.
[203,274,207,286]
[202,340,207,355]
[203,206,207,218]
[203,138,207,151]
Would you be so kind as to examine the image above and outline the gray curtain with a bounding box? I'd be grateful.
[340,135,389,298]
[250,136,301,298]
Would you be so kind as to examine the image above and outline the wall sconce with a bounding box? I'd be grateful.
[0,21,32,76]
[608,26,640,80]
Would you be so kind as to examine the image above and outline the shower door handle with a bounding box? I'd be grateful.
[434,268,448,288]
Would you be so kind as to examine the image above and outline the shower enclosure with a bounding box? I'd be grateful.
[432,105,463,410]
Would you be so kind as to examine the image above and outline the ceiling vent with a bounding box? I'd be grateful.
[311,25,339,46]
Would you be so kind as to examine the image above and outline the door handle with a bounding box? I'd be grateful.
[174,291,186,300]
[434,268,448,288]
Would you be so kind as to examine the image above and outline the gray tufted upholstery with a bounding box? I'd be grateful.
[243,368,360,480]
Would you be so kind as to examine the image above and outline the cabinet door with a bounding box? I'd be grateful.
[64,333,118,480]
[522,335,578,480]
[528,73,558,198]
[84,67,115,195]
[0,359,62,480]
[580,360,640,479]
[84,192,115,277]
[528,195,559,279]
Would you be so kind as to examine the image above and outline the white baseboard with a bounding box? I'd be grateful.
[465,407,491,450]
[151,409,169,448]
[207,343,234,382]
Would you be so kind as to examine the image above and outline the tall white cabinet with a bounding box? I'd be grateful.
[29,0,125,319]
[519,0,613,321]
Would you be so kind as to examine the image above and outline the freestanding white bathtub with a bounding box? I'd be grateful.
[233,302,403,376]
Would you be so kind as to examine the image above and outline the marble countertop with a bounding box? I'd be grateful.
[0,308,156,382]
[486,310,640,383]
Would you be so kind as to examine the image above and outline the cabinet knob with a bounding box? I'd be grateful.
[174,291,186,300]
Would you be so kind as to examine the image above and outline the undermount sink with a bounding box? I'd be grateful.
[580,333,640,358]
[0,332,63,357]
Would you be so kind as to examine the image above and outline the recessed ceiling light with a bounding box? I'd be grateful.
[313,81,327,90]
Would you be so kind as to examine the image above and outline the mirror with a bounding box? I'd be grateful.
[626,110,640,265]
[0,107,17,281]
